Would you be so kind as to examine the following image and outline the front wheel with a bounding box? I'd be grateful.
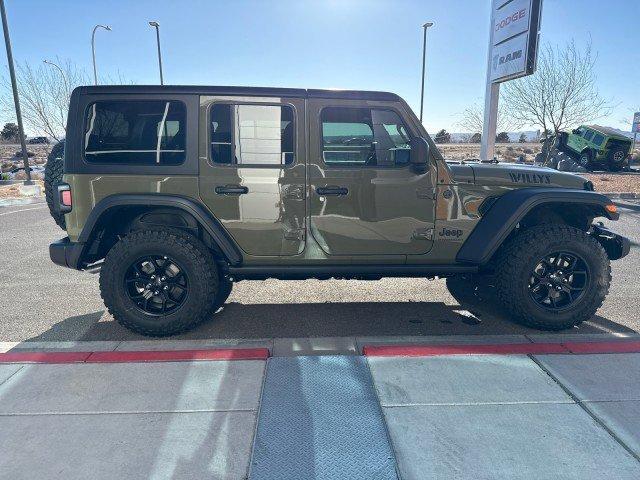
[493,225,610,331]
[578,150,594,170]
[100,228,220,336]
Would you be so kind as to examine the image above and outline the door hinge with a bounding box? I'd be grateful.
[413,227,434,241]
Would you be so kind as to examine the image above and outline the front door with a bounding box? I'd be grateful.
[198,96,306,257]
[307,99,436,256]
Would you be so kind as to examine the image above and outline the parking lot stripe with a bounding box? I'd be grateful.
[363,343,569,356]
[0,352,92,364]
[85,348,270,363]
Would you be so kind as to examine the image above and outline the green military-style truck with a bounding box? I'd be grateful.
[556,125,633,171]
[47,86,630,336]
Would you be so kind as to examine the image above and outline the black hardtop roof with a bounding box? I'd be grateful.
[74,85,402,102]
[587,125,631,140]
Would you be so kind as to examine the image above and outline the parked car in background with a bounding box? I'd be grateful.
[556,125,632,171]
[28,136,50,144]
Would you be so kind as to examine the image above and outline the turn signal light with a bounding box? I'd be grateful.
[605,204,617,214]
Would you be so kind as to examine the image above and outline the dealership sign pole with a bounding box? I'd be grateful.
[481,0,543,160]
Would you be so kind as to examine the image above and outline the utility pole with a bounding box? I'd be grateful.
[0,0,32,185]
[148,21,163,85]
[419,22,434,123]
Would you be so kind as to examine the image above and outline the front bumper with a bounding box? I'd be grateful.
[49,237,84,269]
[590,224,631,260]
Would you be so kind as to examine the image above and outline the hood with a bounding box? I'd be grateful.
[448,161,588,189]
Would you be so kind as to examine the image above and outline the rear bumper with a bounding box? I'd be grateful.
[49,237,84,269]
[590,224,631,260]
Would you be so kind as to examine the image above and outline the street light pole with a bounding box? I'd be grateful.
[91,24,111,85]
[148,21,163,85]
[43,59,69,96]
[419,22,434,124]
[0,0,32,185]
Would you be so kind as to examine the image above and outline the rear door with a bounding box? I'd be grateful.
[198,96,306,257]
[307,99,436,256]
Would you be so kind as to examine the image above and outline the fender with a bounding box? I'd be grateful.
[456,188,618,265]
[77,193,242,266]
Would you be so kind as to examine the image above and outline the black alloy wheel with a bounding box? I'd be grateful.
[528,251,589,310]
[124,255,189,316]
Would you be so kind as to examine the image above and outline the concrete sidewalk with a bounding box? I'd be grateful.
[1,339,640,479]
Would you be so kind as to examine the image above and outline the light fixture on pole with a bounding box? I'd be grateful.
[91,24,111,85]
[43,59,70,95]
[148,21,163,85]
[0,0,32,185]
[419,21,434,124]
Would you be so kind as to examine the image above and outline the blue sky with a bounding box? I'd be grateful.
[1,0,638,133]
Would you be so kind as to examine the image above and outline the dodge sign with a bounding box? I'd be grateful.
[489,0,542,83]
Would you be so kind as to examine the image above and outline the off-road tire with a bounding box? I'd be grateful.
[554,132,568,151]
[578,150,594,170]
[608,150,627,172]
[100,228,220,336]
[493,225,610,331]
[44,140,66,229]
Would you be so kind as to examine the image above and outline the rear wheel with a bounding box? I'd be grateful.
[100,228,220,336]
[608,149,626,172]
[493,225,610,331]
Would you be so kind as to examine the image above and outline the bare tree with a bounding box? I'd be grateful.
[502,40,612,134]
[0,59,131,141]
[456,101,518,134]
[0,58,90,141]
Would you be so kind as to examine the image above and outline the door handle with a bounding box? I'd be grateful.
[215,185,249,195]
[316,186,348,196]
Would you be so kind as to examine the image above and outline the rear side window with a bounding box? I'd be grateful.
[210,104,295,166]
[592,133,605,146]
[84,100,186,165]
[321,107,411,167]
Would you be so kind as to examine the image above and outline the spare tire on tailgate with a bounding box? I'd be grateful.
[44,140,66,229]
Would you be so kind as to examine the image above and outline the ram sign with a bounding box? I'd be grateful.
[633,112,640,134]
[489,0,542,83]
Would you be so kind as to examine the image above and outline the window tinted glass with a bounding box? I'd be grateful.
[210,104,295,166]
[592,133,605,146]
[583,130,595,141]
[84,101,185,165]
[321,107,411,167]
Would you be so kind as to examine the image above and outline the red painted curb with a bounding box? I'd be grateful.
[564,341,640,354]
[0,352,92,364]
[86,348,270,363]
[363,343,570,357]
[0,348,269,364]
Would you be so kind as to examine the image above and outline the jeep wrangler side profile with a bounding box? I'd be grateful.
[556,125,632,171]
[48,86,630,336]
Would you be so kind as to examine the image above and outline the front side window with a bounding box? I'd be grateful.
[583,130,595,141]
[210,104,295,166]
[84,100,186,165]
[321,107,411,167]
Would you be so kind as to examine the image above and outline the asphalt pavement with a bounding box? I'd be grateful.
[1,199,639,343]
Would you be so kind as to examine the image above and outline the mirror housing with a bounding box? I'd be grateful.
[410,137,430,174]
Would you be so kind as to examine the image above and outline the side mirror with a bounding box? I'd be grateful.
[410,137,430,174]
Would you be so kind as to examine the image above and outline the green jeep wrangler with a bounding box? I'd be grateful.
[47,86,630,336]
[557,125,632,171]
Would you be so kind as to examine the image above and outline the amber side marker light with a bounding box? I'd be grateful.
[605,204,618,214]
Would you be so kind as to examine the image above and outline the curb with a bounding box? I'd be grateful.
[363,340,640,357]
[0,348,270,364]
[602,192,639,200]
